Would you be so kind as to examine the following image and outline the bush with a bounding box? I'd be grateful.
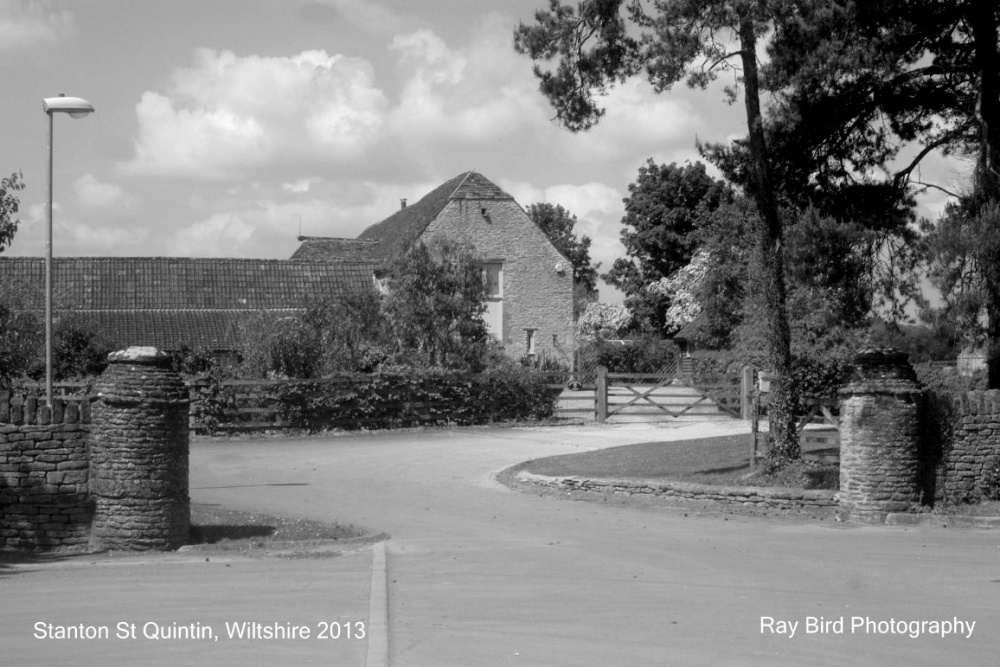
[579,337,678,373]
[269,371,560,433]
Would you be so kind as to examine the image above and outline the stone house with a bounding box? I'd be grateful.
[293,171,576,363]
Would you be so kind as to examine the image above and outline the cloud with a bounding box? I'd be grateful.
[5,201,149,257]
[0,0,72,49]
[120,49,389,180]
[282,177,322,194]
[74,174,134,209]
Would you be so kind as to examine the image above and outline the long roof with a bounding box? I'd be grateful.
[0,257,378,350]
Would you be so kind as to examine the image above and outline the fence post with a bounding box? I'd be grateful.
[596,365,608,424]
[741,365,754,420]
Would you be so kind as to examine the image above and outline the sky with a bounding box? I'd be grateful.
[0,0,971,304]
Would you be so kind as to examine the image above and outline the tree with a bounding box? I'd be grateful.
[924,200,1000,379]
[49,315,116,380]
[515,0,800,458]
[382,239,490,369]
[304,290,393,374]
[0,172,24,254]
[526,202,600,316]
[603,159,731,331]
[727,1,998,330]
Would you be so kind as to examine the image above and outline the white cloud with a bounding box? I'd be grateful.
[168,213,256,257]
[120,49,389,180]
[5,201,149,256]
[0,0,72,49]
[74,174,134,208]
[282,177,322,194]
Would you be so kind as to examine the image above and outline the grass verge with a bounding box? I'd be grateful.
[518,434,838,490]
[187,503,372,555]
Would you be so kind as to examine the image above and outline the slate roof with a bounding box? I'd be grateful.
[0,257,378,351]
[354,171,514,260]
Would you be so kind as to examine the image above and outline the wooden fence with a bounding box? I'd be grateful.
[16,364,753,431]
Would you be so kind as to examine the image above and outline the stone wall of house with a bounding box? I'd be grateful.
[424,198,575,365]
[932,390,1000,503]
[0,392,92,551]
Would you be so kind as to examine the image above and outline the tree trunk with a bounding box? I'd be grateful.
[738,15,799,460]
[969,0,1000,388]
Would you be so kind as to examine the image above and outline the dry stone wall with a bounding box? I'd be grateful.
[0,392,92,551]
[932,390,1000,503]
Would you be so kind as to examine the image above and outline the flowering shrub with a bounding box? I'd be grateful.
[647,250,712,334]
[575,302,633,342]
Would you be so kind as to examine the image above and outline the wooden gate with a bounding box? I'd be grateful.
[547,366,751,423]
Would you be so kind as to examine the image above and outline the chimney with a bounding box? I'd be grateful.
[400,198,407,209]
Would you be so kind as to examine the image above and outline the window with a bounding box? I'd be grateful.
[481,261,503,338]
[526,329,537,356]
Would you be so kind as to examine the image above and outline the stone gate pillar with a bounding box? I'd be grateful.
[838,348,924,523]
[89,347,190,550]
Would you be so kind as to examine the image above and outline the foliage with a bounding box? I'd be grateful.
[982,460,1000,502]
[168,344,219,376]
[602,160,732,331]
[235,313,323,379]
[186,371,231,435]
[382,239,490,370]
[48,315,116,380]
[516,0,799,458]
[867,321,957,364]
[0,171,24,254]
[0,305,42,385]
[575,302,632,343]
[519,350,571,372]
[648,249,712,335]
[581,337,679,374]
[924,201,1000,352]
[304,290,394,374]
[526,202,600,315]
[269,371,560,433]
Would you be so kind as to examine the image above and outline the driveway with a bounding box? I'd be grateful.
[5,422,1000,666]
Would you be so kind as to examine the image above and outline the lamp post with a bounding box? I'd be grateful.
[43,94,94,407]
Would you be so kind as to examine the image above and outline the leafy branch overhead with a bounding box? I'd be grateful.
[517,0,801,459]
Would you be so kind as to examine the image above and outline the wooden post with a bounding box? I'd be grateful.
[741,365,754,420]
[596,365,608,424]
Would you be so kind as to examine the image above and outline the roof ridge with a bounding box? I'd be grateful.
[448,170,476,198]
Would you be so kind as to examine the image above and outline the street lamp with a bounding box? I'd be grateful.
[43,94,94,407]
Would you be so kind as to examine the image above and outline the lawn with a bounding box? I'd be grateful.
[518,434,840,489]
[521,434,755,485]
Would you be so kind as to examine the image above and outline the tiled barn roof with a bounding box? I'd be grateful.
[0,257,378,351]
[290,237,380,261]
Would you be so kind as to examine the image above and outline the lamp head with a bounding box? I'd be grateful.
[43,94,94,118]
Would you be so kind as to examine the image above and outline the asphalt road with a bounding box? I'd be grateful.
[4,421,999,666]
[189,423,1000,666]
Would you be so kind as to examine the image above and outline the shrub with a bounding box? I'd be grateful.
[580,337,678,373]
[269,371,559,433]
